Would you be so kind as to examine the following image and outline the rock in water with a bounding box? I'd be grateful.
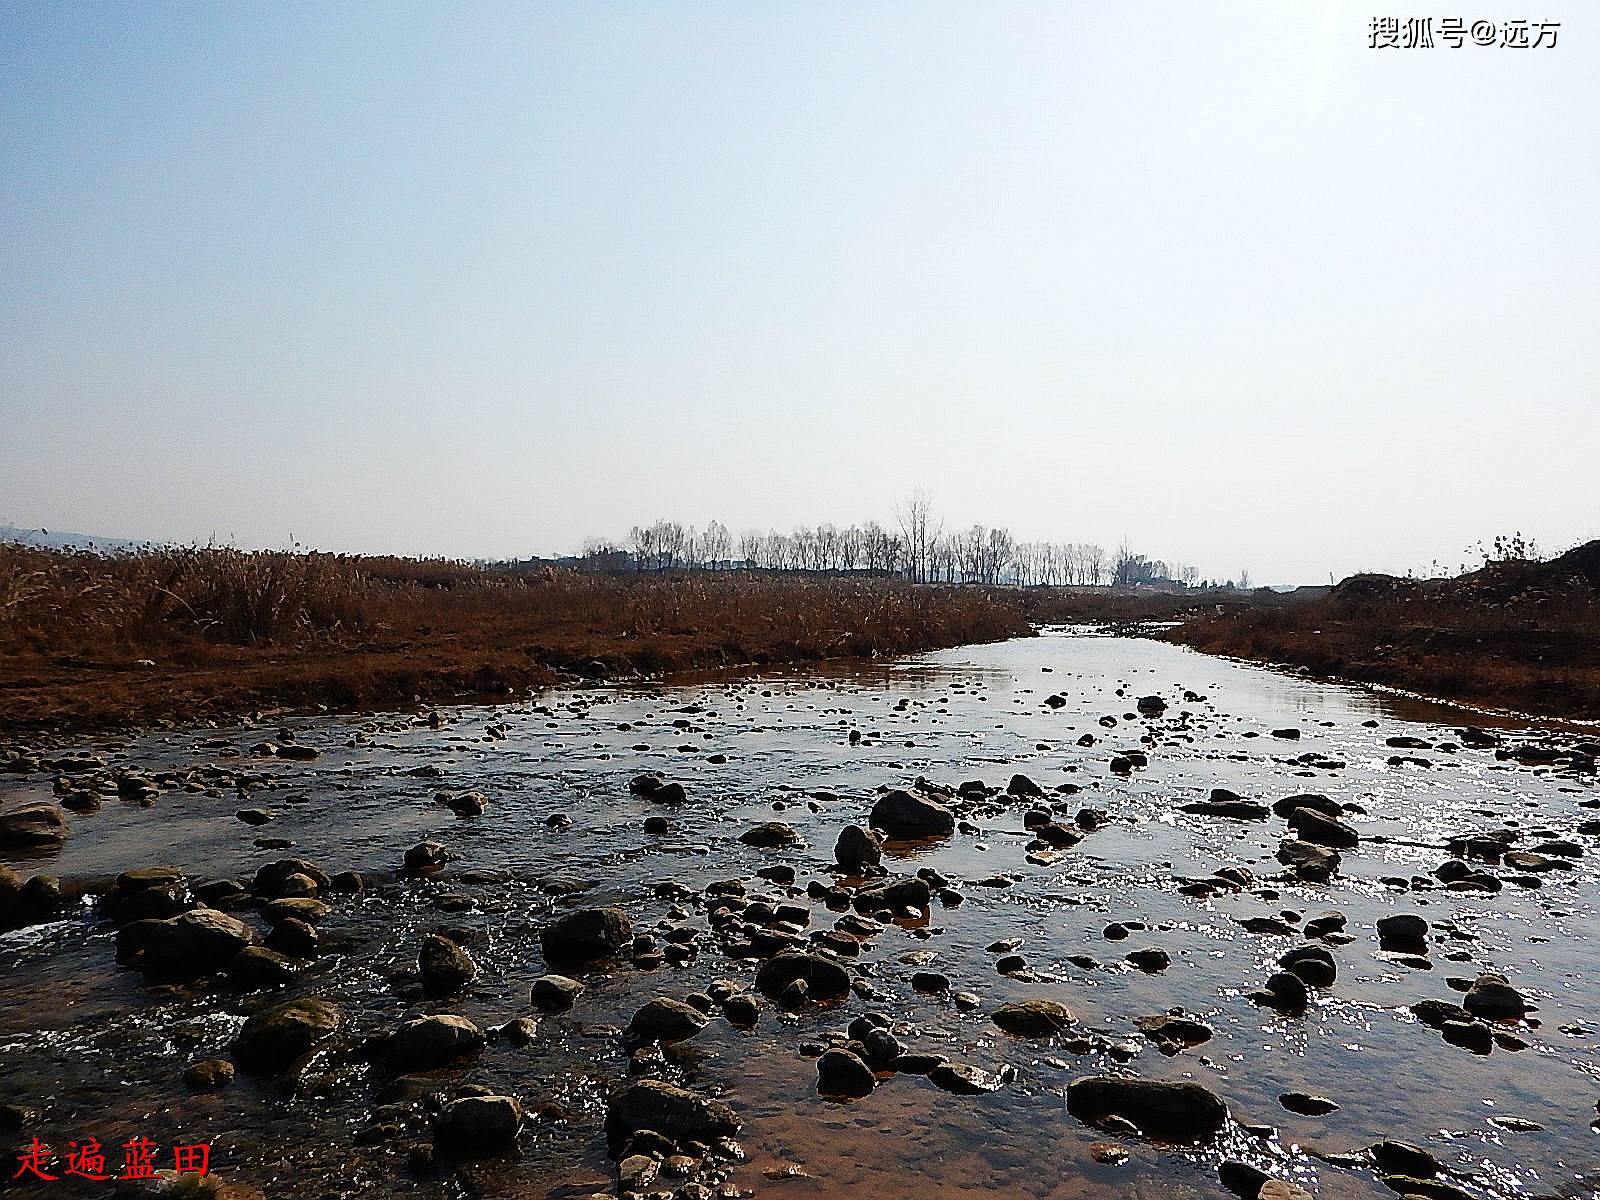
[816,1048,876,1097]
[1463,972,1528,1020]
[419,933,477,997]
[754,950,851,1002]
[852,876,932,916]
[739,822,801,849]
[1135,1014,1213,1055]
[540,907,632,966]
[529,974,584,1012]
[604,1079,741,1153]
[1277,839,1340,882]
[647,781,688,804]
[1279,945,1337,988]
[1287,807,1360,849]
[1066,1076,1228,1142]
[992,1000,1074,1037]
[869,789,955,838]
[1279,1091,1339,1116]
[404,841,447,872]
[1183,797,1270,820]
[1271,793,1341,819]
[1371,1140,1443,1178]
[1377,914,1429,954]
[834,824,883,869]
[438,790,487,817]
[928,1063,1004,1094]
[139,908,255,978]
[1125,947,1171,973]
[0,801,69,848]
[386,1014,485,1069]
[227,946,299,989]
[233,998,340,1075]
[1250,971,1310,1015]
[1007,773,1044,797]
[435,1095,523,1148]
[628,997,709,1042]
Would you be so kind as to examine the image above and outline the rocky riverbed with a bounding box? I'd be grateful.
[1,630,1598,1200]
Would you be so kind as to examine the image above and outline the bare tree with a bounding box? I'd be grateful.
[895,489,940,584]
[984,526,1014,584]
[701,520,731,570]
[839,524,863,572]
[1082,544,1105,586]
[737,529,762,568]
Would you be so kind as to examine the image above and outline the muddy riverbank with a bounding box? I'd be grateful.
[2,630,1598,1200]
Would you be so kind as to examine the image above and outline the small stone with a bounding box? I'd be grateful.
[1278,1091,1338,1115]
[182,1059,235,1091]
[1125,947,1170,973]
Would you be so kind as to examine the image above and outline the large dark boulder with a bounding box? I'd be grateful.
[1182,794,1269,820]
[869,789,955,838]
[435,1095,523,1148]
[540,907,632,966]
[233,998,340,1074]
[1066,1076,1228,1142]
[253,858,330,897]
[1463,972,1528,1021]
[816,1048,876,1097]
[754,950,851,1002]
[628,997,708,1042]
[993,1000,1074,1037]
[851,876,931,916]
[1277,839,1340,881]
[227,946,300,989]
[604,1079,741,1154]
[419,933,477,997]
[386,1014,485,1069]
[1271,793,1342,819]
[740,822,801,849]
[834,824,883,869]
[529,974,584,1012]
[1287,807,1360,849]
[139,908,255,978]
[1377,914,1429,954]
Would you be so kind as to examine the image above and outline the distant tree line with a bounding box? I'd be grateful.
[549,494,1250,591]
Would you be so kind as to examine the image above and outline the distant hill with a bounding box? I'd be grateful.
[0,525,146,552]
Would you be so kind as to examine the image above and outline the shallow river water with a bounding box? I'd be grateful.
[2,630,1598,1200]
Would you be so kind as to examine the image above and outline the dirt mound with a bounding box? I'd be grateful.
[1329,573,1427,604]
[1547,539,1600,586]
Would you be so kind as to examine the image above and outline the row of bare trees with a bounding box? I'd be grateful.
[567,497,1231,589]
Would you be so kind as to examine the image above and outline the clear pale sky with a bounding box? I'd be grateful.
[2,3,1595,583]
